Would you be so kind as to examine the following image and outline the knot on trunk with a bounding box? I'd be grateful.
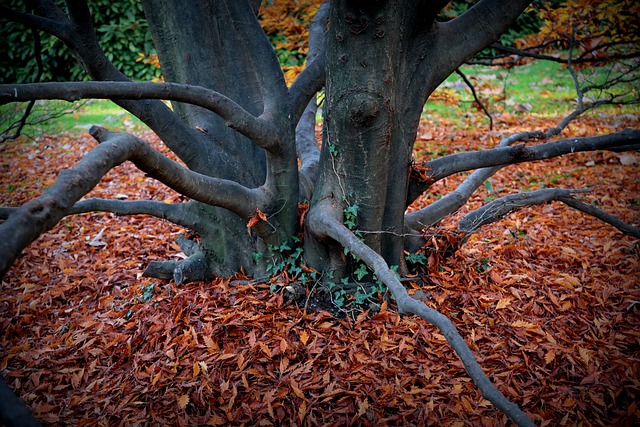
[348,93,380,126]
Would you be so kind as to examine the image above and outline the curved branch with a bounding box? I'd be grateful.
[292,1,329,201]
[0,82,280,149]
[0,127,256,279]
[439,0,532,69]
[456,188,640,240]
[307,205,534,427]
[0,129,141,278]
[296,97,320,202]
[424,129,640,181]
[0,5,69,40]
[288,0,329,124]
[406,130,546,236]
[89,127,257,218]
[68,197,183,217]
[0,26,44,142]
[3,0,213,171]
[457,188,585,235]
[226,1,288,113]
[0,198,220,238]
[483,42,640,65]
[559,196,640,239]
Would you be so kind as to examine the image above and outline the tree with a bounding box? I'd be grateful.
[0,1,638,425]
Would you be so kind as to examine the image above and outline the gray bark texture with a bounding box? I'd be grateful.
[1,1,639,425]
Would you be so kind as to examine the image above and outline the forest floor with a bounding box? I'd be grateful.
[0,108,639,425]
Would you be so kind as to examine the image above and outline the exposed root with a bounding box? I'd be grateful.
[307,204,535,427]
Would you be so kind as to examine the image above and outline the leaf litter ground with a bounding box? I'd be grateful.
[0,111,638,426]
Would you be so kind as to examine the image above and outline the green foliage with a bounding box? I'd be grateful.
[406,252,427,265]
[475,257,491,273]
[264,237,317,286]
[139,283,156,303]
[343,204,359,230]
[0,0,159,84]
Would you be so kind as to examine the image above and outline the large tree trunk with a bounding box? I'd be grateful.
[140,0,288,279]
[306,1,435,277]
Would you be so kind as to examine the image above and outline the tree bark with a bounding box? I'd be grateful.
[138,0,298,278]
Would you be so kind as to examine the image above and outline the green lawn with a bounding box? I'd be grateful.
[422,59,636,127]
[1,59,635,139]
[1,99,146,139]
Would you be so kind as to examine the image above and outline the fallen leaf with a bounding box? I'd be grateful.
[177,394,189,409]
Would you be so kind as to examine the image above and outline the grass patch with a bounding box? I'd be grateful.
[422,59,636,127]
[1,99,146,140]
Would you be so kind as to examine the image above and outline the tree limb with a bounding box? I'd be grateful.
[0,5,70,41]
[0,127,256,279]
[288,0,329,125]
[558,196,640,239]
[307,204,535,427]
[477,42,640,66]
[293,1,329,201]
[0,129,138,278]
[225,1,288,114]
[0,25,44,143]
[406,130,547,234]
[455,188,640,241]
[2,0,213,172]
[457,188,586,235]
[439,1,533,71]
[89,127,258,219]
[424,129,640,182]
[0,82,280,150]
[297,97,320,202]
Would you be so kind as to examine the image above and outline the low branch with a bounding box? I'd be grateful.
[89,127,258,219]
[457,188,585,235]
[0,5,69,41]
[424,129,640,182]
[0,128,137,278]
[143,251,210,285]
[406,130,546,236]
[0,127,256,279]
[291,2,328,201]
[69,197,185,219]
[307,205,534,427]
[296,97,320,202]
[0,200,223,244]
[558,196,640,239]
[226,1,288,112]
[0,82,280,149]
[456,188,640,240]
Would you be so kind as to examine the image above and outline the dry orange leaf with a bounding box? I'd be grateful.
[177,394,189,409]
[299,329,309,345]
[544,350,556,364]
[246,208,268,231]
[495,297,511,309]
